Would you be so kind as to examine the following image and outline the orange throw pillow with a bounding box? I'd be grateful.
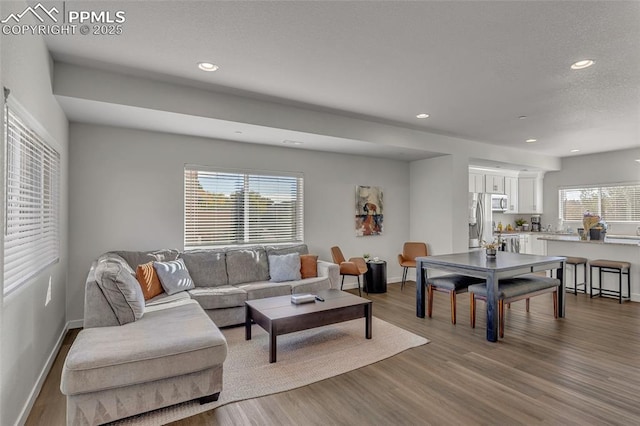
[136,261,164,300]
[300,254,318,279]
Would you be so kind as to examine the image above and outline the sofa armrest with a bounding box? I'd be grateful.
[317,260,340,289]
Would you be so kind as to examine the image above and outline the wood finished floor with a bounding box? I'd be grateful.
[27,282,640,425]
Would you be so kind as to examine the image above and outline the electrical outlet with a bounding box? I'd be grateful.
[45,276,52,306]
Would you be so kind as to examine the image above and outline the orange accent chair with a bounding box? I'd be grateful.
[330,246,368,297]
[397,242,428,289]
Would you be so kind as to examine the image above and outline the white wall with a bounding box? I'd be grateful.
[67,123,410,322]
[409,155,469,255]
[451,155,472,252]
[0,2,69,424]
[543,148,640,235]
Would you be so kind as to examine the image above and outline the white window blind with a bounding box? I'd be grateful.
[4,106,60,294]
[185,166,303,247]
[559,184,640,222]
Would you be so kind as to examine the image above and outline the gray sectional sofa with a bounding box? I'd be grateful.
[61,244,338,425]
[178,244,339,326]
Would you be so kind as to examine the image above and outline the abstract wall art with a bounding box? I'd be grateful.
[355,185,383,236]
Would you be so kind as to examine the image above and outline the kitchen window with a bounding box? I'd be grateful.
[3,102,61,295]
[184,165,304,248]
[559,184,640,222]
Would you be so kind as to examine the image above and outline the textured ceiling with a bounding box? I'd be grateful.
[41,1,640,158]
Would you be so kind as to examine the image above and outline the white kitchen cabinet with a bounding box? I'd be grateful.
[530,234,547,255]
[519,233,546,255]
[468,168,543,212]
[504,176,518,213]
[469,172,484,193]
[485,174,505,194]
[519,234,531,254]
[518,177,543,213]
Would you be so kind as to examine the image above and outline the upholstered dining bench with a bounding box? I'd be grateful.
[427,274,485,324]
[468,274,560,338]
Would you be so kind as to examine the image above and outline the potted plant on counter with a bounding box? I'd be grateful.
[515,218,527,232]
[582,212,601,240]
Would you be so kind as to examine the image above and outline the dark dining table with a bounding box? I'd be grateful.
[416,251,566,342]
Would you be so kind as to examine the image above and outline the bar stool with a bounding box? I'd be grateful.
[565,256,588,295]
[589,260,631,303]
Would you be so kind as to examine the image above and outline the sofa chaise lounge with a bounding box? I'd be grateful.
[61,244,338,425]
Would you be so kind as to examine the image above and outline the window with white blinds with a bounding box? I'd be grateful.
[184,166,304,248]
[559,184,640,222]
[3,106,60,294]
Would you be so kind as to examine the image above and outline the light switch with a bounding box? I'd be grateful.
[45,276,52,306]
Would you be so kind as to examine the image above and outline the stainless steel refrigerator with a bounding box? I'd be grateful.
[469,193,493,248]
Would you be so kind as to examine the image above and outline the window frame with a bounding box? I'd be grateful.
[558,182,640,223]
[184,165,304,249]
[3,97,61,295]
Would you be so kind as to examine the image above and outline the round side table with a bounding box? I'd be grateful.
[364,260,387,293]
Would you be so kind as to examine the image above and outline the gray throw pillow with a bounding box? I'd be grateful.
[226,248,269,285]
[94,260,145,325]
[266,244,309,257]
[179,249,228,287]
[111,249,180,270]
[96,253,135,275]
[153,258,195,295]
[269,253,302,283]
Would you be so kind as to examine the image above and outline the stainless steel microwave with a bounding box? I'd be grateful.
[491,194,508,212]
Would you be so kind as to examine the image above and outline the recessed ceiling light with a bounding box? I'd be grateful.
[518,116,527,119]
[197,62,219,72]
[570,149,580,153]
[525,139,537,143]
[571,59,595,70]
[282,140,303,145]
[416,113,430,119]
[635,159,640,163]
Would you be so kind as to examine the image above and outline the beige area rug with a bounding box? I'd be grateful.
[114,317,428,425]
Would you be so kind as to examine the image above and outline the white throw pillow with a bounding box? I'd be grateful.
[269,253,302,282]
[153,258,195,295]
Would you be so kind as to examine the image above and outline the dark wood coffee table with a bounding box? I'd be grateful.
[245,289,372,363]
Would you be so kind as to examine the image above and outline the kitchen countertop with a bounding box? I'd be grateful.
[493,231,575,237]
[492,231,640,246]
[607,234,640,240]
[538,235,640,247]
[542,233,640,303]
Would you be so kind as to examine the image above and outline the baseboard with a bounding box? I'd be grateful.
[15,320,73,426]
[341,276,403,290]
